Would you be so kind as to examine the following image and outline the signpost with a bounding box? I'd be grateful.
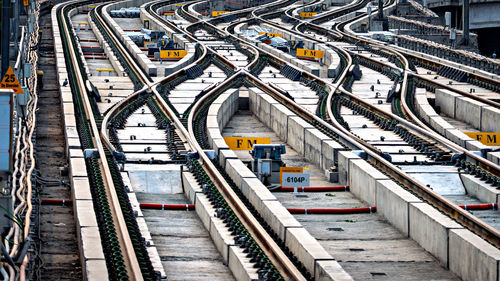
[0,66,24,94]
[279,166,303,185]
[282,173,310,194]
[223,136,271,150]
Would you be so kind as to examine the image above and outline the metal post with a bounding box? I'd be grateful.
[378,0,384,19]
[1,0,11,77]
[462,0,470,45]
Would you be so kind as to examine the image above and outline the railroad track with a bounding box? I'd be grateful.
[35,6,83,280]
[50,0,500,280]
[174,0,500,248]
[57,0,324,280]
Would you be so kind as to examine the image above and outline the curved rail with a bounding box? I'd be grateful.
[58,1,144,279]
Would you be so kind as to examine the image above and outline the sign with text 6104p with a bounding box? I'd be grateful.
[282,173,310,187]
[464,132,500,145]
[279,167,303,185]
[296,48,324,59]
[223,137,271,150]
[0,66,23,94]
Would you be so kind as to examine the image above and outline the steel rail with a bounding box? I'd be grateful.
[100,1,309,279]
[196,0,500,248]
[187,71,307,281]
[296,0,500,248]
[58,1,144,279]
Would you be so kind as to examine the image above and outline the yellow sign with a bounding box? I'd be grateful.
[212,11,229,17]
[0,66,23,94]
[159,50,187,59]
[174,4,183,6]
[296,48,324,59]
[464,132,500,146]
[23,0,28,6]
[144,41,154,48]
[258,32,282,38]
[223,137,271,150]
[279,167,303,185]
[299,12,317,18]
[163,11,175,15]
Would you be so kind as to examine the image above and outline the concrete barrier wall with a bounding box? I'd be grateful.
[140,3,197,76]
[206,89,239,150]
[181,171,260,280]
[339,148,500,281]
[103,1,158,76]
[249,87,345,173]
[206,88,353,280]
[414,88,488,151]
[316,43,341,78]
[460,174,500,203]
[435,88,500,133]
[52,5,109,280]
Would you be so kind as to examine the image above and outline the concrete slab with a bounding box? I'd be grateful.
[349,159,388,205]
[338,151,361,185]
[435,88,460,118]
[460,174,500,203]
[261,200,302,241]
[75,200,98,228]
[80,226,105,260]
[455,97,482,129]
[315,260,353,281]
[72,177,92,200]
[481,106,500,132]
[409,203,462,266]
[376,179,422,236]
[271,104,294,141]
[449,228,500,281]
[228,246,259,281]
[126,164,181,193]
[70,157,88,178]
[225,158,255,188]
[304,128,330,167]
[285,227,333,277]
[287,116,314,156]
[85,259,109,281]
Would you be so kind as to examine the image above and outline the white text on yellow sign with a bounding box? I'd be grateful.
[296,48,324,59]
[464,132,500,145]
[159,50,187,59]
[223,137,271,150]
[0,66,23,94]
